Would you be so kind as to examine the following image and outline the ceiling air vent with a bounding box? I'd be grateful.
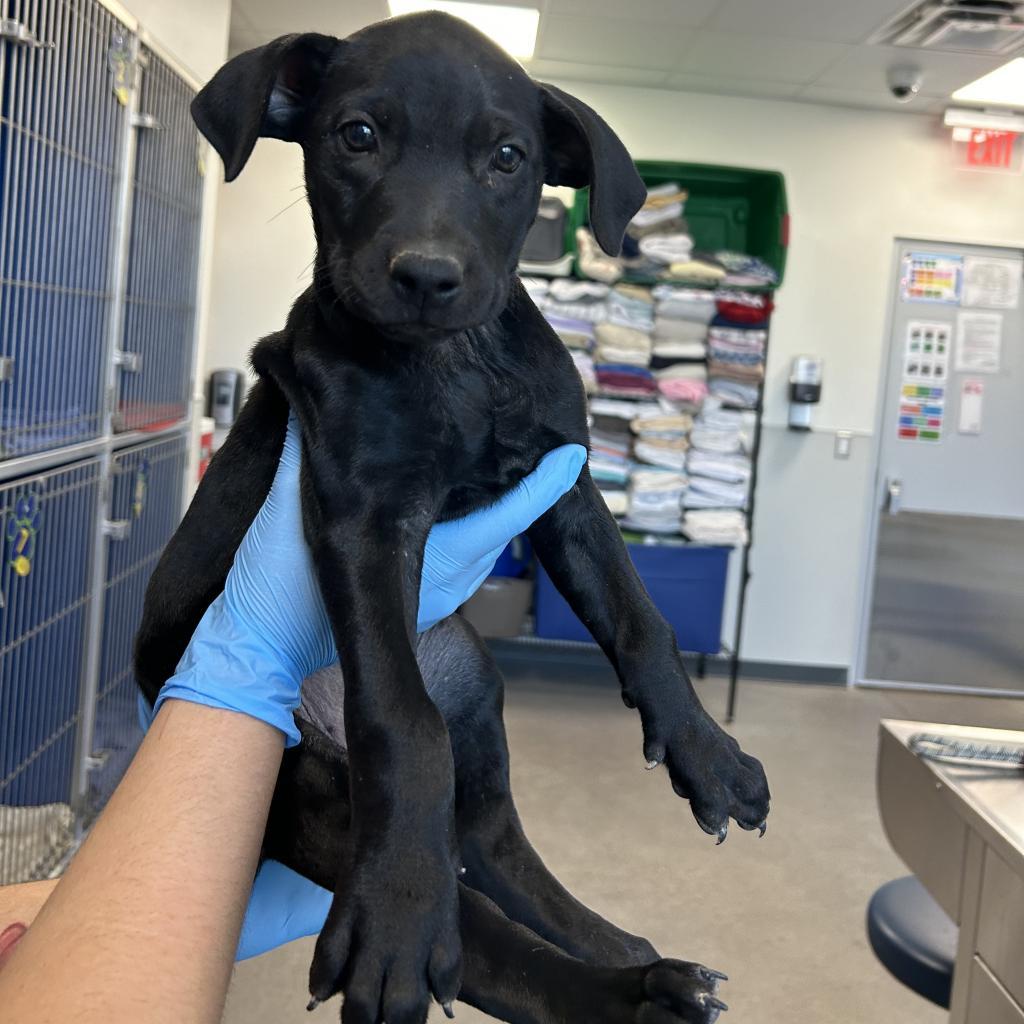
[870,0,1024,54]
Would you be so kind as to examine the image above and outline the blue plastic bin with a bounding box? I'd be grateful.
[534,544,730,654]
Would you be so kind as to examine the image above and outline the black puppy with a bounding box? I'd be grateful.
[136,12,770,1024]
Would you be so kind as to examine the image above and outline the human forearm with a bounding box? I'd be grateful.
[0,700,284,1024]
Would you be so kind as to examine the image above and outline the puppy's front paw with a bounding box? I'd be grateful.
[644,708,770,843]
[308,856,461,1024]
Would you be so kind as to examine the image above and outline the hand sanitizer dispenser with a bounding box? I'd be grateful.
[789,355,822,431]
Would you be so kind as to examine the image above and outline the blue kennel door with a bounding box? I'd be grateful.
[89,431,188,812]
[115,50,204,433]
[0,458,101,882]
[0,0,128,458]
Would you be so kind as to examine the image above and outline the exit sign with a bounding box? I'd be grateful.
[951,127,1024,174]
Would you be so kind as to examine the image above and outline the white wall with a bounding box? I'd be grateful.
[201,82,1024,674]
[114,0,231,84]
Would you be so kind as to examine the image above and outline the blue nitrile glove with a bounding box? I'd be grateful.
[237,859,333,961]
[152,413,586,746]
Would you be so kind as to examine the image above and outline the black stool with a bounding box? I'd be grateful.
[867,876,957,1008]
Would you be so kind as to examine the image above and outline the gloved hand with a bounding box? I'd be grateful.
[236,860,332,961]
[153,413,586,745]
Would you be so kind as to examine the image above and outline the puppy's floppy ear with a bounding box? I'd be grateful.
[539,83,646,256]
[192,33,341,181]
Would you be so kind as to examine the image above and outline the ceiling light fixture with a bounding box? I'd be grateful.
[387,1,540,60]
[944,105,1024,131]
[952,56,1024,107]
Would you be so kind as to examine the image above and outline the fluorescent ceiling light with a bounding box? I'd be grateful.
[952,57,1024,108]
[387,1,540,60]
[944,106,1024,133]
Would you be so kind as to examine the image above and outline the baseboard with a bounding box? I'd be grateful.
[487,636,849,687]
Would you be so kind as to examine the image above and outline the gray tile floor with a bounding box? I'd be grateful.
[223,664,1024,1024]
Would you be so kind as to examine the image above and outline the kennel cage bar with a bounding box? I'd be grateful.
[68,18,142,818]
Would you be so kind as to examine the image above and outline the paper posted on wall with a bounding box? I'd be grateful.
[963,256,1022,309]
[955,312,1003,373]
[958,379,984,435]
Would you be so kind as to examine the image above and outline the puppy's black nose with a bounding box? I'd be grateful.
[389,250,464,306]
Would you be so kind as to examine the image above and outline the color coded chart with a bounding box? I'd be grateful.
[901,253,963,305]
[898,321,949,441]
[898,383,945,441]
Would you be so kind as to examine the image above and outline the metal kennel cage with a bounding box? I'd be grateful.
[116,46,202,433]
[0,0,127,458]
[87,432,188,813]
[0,0,207,880]
[0,458,101,884]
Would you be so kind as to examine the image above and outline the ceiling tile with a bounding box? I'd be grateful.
[707,0,914,44]
[527,58,669,87]
[678,30,849,84]
[663,72,803,100]
[538,13,690,70]
[813,44,1007,96]
[237,0,387,36]
[546,0,719,27]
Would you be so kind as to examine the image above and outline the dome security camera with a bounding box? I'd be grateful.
[888,65,924,103]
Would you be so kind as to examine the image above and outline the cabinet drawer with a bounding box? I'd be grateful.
[966,957,1024,1024]
[977,847,1024,1009]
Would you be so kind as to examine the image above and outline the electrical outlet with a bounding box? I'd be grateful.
[834,430,852,460]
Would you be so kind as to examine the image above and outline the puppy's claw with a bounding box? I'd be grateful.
[758,820,767,838]
[306,998,321,1012]
[702,968,729,983]
[715,824,728,845]
[442,1002,455,1019]
[645,759,660,771]
[707,996,729,1012]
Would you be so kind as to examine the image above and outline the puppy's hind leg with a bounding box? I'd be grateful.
[419,616,659,969]
[265,712,728,1024]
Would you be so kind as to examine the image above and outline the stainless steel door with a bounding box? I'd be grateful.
[861,240,1024,694]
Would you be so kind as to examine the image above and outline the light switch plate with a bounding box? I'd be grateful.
[834,430,852,459]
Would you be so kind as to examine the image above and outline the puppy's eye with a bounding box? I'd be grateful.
[494,144,524,173]
[339,121,376,152]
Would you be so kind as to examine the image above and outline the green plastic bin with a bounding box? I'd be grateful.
[567,160,788,287]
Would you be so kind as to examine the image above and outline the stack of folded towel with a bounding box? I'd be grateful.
[715,290,773,325]
[594,323,651,366]
[655,363,708,408]
[681,509,749,546]
[707,326,766,384]
[570,349,596,393]
[595,364,657,400]
[621,183,693,279]
[685,401,751,512]
[631,413,692,472]
[545,314,594,351]
[544,279,609,323]
[589,411,632,510]
[713,252,779,288]
[623,468,688,534]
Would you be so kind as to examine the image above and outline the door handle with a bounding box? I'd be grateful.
[885,477,902,515]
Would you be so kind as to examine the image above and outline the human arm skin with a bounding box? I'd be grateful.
[0,699,283,1024]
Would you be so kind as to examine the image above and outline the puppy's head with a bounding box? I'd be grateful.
[194,12,645,341]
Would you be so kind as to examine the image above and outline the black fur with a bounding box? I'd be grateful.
[136,13,768,1024]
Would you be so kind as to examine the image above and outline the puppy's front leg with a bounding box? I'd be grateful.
[305,506,461,1021]
[528,467,770,843]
